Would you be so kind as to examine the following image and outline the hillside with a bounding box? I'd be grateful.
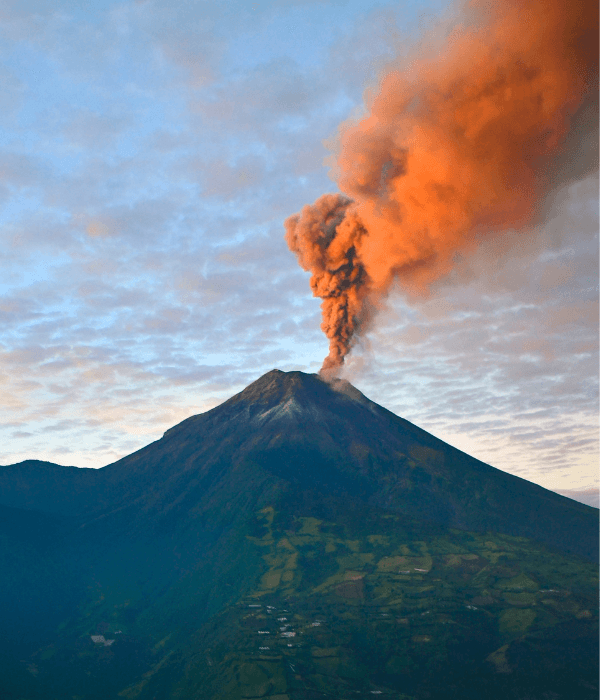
[0,369,597,699]
[2,370,597,559]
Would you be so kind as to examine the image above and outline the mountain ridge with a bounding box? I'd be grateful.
[0,369,597,561]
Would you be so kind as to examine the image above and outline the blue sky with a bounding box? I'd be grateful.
[0,0,598,507]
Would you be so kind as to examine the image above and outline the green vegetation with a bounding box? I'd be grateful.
[1,495,597,700]
[121,500,596,700]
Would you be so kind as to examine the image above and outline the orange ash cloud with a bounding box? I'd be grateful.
[285,0,598,374]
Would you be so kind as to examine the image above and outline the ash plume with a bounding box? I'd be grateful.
[285,0,598,375]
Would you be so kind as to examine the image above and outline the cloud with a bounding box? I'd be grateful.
[62,108,131,150]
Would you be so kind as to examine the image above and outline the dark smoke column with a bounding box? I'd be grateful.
[284,193,373,374]
[284,0,597,375]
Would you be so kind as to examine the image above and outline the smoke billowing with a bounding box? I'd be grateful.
[285,0,598,375]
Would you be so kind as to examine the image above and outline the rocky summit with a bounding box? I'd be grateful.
[0,369,597,699]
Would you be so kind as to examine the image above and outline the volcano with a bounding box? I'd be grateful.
[0,369,598,699]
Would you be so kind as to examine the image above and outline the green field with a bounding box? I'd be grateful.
[97,500,597,700]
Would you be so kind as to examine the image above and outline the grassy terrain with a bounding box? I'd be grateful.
[126,497,598,700]
[2,494,597,700]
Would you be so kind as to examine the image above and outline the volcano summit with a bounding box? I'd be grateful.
[0,369,597,699]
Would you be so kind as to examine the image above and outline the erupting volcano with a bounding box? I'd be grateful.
[0,369,597,698]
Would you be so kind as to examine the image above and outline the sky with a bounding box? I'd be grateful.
[0,0,598,507]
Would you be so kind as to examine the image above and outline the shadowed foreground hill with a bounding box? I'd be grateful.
[0,369,597,700]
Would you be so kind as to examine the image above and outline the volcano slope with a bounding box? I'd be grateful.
[0,369,597,700]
